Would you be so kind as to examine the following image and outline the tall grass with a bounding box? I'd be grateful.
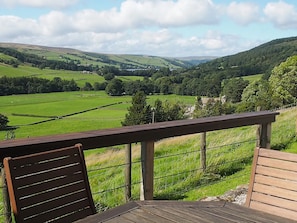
[84,107,297,210]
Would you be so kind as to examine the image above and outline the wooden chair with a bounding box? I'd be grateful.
[246,147,297,221]
[3,143,96,223]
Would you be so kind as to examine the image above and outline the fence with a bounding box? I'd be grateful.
[0,111,278,222]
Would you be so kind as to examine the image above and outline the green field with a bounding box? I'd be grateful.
[242,73,263,82]
[0,91,196,139]
[0,64,106,86]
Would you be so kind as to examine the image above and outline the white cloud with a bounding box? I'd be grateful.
[121,0,220,27]
[0,0,294,57]
[66,0,220,33]
[0,0,78,9]
[39,11,74,35]
[227,2,260,25]
[264,1,297,29]
[0,16,39,38]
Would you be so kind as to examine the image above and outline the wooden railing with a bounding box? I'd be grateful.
[0,111,278,202]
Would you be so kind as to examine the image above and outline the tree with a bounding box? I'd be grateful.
[121,91,151,126]
[162,100,185,121]
[153,99,166,122]
[241,80,272,110]
[103,73,115,81]
[105,78,124,96]
[82,82,94,91]
[269,55,297,107]
[222,77,249,103]
[93,82,107,91]
[0,114,9,130]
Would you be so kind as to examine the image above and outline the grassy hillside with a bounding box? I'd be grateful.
[85,106,297,209]
[0,43,194,69]
[192,36,297,78]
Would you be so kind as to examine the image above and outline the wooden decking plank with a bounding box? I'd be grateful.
[149,205,213,223]
[120,212,156,223]
[131,208,173,223]
[104,216,135,223]
[141,206,190,223]
[185,206,245,223]
[224,202,296,223]
[160,206,230,223]
[137,200,224,208]
[156,206,212,222]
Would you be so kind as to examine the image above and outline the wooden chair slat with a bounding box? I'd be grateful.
[9,149,81,177]
[256,165,297,181]
[16,171,84,197]
[246,147,297,221]
[251,192,297,212]
[9,145,81,165]
[257,156,297,171]
[253,183,297,201]
[255,174,297,191]
[12,163,82,188]
[3,143,96,223]
[259,148,297,162]
[21,190,91,218]
[250,201,297,220]
[19,179,87,208]
[26,202,94,223]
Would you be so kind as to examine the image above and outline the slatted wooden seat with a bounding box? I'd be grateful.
[3,143,96,223]
[246,147,297,221]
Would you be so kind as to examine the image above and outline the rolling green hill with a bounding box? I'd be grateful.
[194,36,297,78]
[0,43,198,70]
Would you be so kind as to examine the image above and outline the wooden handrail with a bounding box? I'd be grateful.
[0,111,278,161]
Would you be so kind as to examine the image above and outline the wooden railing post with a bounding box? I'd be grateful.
[125,144,132,202]
[1,167,12,223]
[140,141,154,200]
[257,122,272,149]
[200,132,206,172]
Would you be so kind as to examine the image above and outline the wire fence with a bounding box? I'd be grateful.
[83,137,256,213]
[0,105,295,221]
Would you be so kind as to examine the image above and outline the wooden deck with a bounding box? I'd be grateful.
[74,201,295,223]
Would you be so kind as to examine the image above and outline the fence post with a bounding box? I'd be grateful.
[257,122,271,149]
[125,144,132,202]
[140,140,154,200]
[1,167,12,223]
[200,132,206,172]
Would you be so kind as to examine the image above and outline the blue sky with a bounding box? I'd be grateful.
[0,0,296,57]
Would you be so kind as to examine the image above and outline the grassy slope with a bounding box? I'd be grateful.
[85,107,297,208]
[0,43,189,69]
[242,73,263,83]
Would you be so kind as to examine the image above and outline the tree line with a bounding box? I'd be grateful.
[0,76,78,95]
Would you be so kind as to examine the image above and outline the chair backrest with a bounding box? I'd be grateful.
[245,147,297,221]
[3,143,96,223]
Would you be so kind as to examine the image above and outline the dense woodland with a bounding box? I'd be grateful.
[1,37,297,125]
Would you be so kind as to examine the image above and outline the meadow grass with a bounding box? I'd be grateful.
[0,64,106,87]
[0,91,196,139]
[242,73,263,83]
[84,107,297,209]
